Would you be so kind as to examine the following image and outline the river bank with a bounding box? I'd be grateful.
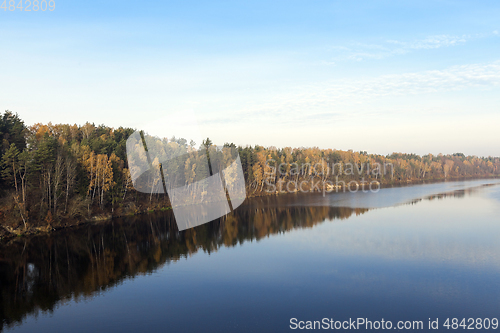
[1,175,499,242]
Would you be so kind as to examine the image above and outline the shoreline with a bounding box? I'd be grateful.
[1,175,499,243]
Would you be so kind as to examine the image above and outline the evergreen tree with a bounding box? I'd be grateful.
[1,143,20,192]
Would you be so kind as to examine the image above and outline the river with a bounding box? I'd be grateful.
[2,179,500,332]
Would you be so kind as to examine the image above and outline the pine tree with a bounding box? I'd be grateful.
[1,143,20,193]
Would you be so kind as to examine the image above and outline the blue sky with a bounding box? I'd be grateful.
[1,1,499,155]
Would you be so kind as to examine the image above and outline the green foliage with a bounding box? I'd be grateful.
[0,111,26,153]
[0,111,26,190]
[1,143,20,190]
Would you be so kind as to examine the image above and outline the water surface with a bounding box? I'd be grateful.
[2,179,500,332]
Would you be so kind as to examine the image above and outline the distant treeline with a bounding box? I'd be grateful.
[1,110,499,233]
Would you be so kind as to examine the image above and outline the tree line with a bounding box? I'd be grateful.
[1,110,499,233]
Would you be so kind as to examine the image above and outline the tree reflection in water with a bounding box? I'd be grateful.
[0,187,480,331]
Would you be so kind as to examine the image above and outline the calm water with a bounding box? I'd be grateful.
[1,179,500,332]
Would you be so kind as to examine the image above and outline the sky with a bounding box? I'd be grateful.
[1,0,499,156]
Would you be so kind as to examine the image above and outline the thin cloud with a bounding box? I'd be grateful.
[329,34,470,62]
[201,60,500,124]
[388,34,468,50]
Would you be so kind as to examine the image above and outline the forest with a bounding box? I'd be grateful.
[1,110,499,235]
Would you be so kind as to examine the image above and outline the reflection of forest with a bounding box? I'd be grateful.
[0,187,479,331]
[402,183,491,206]
[0,202,367,331]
